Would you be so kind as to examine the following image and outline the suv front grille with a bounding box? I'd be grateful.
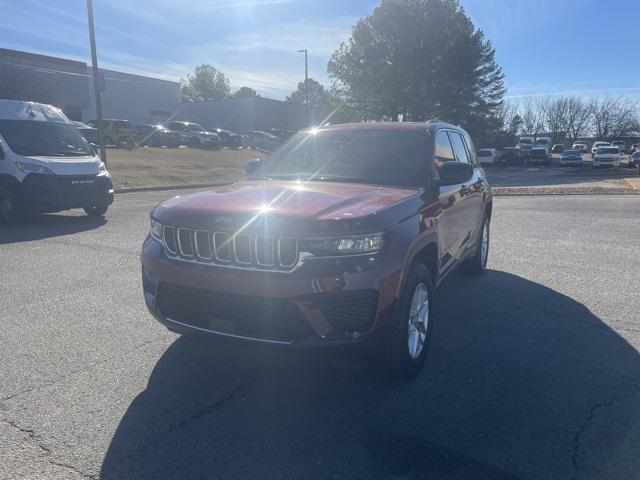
[162,226,298,271]
[156,283,314,342]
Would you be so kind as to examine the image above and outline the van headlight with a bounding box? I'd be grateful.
[15,162,55,175]
[302,232,385,256]
[150,218,163,241]
[98,161,109,176]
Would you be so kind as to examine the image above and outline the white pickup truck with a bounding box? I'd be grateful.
[0,100,113,224]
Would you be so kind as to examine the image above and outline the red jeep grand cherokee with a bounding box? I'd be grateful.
[141,122,492,378]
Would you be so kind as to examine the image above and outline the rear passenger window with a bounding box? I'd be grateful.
[462,133,479,166]
[435,130,455,162]
[448,131,470,164]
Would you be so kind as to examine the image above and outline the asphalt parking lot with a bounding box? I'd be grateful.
[1,190,639,480]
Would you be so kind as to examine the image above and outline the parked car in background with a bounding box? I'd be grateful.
[551,144,565,154]
[87,119,135,147]
[477,148,498,165]
[534,137,552,150]
[591,141,610,156]
[213,128,243,149]
[517,136,534,149]
[572,141,588,152]
[244,130,280,151]
[611,140,626,154]
[135,124,180,148]
[592,146,621,168]
[141,121,493,379]
[629,150,640,168]
[560,149,583,167]
[0,100,113,224]
[527,146,551,165]
[519,143,533,159]
[165,121,221,149]
[72,121,99,146]
[500,147,522,165]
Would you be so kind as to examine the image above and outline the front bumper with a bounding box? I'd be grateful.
[21,172,114,213]
[141,237,399,348]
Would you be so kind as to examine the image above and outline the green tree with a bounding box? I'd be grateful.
[286,78,333,110]
[231,86,258,98]
[181,64,230,102]
[328,0,506,138]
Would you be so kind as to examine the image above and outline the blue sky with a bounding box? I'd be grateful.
[1,0,639,100]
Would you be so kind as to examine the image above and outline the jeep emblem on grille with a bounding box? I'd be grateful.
[213,216,233,225]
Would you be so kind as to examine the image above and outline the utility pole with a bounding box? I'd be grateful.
[86,0,106,164]
[297,49,309,126]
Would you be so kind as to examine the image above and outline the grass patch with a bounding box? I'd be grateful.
[106,146,264,188]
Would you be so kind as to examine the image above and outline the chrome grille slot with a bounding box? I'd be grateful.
[163,226,178,255]
[234,234,252,264]
[194,230,212,259]
[278,237,298,268]
[255,236,274,266]
[213,232,232,262]
[162,225,298,271]
[177,228,194,257]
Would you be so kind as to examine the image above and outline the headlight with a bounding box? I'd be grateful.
[303,232,385,256]
[15,162,55,175]
[150,218,163,241]
[97,161,109,176]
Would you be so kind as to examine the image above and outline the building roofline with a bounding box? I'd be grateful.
[0,48,87,69]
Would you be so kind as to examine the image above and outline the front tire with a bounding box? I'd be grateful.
[377,262,434,380]
[0,185,26,225]
[463,215,489,275]
[83,204,109,217]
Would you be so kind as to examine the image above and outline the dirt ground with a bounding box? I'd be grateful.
[105,146,264,188]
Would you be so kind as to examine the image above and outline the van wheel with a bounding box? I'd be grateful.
[377,262,434,380]
[463,215,489,275]
[0,185,26,225]
[84,204,109,217]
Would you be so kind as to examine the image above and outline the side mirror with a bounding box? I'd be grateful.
[0,143,4,160]
[438,162,473,186]
[245,159,261,176]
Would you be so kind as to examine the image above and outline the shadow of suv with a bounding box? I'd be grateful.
[140,122,492,378]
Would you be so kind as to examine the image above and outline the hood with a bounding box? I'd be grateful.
[21,155,102,175]
[154,180,418,225]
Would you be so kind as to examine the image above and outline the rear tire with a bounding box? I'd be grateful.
[463,215,489,275]
[83,204,109,217]
[0,185,26,225]
[376,262,434,380]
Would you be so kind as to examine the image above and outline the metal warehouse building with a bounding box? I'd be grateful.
[0,48,180,124]
[170,97,324,133]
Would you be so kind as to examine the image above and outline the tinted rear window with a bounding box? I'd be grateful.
[598,147,619,154]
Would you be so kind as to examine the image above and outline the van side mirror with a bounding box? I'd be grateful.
[245,159,261,176]
[438,162,473,186]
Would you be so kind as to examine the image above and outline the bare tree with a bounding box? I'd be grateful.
[562,97,592,143]
[543,97,569,144]
[519,97,545,136]
[590,96,639,139]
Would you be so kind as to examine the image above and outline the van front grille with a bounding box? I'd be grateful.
[162,226,298,271]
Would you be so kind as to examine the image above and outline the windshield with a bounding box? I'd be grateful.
[255,130,426,187]
[598,147,619,154]
[0,120,94,157]
[563,150,580,156]
[189,124,205,131]
[519,139,533,144]
[477,150,492,156]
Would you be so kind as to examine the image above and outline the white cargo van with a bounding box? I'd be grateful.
[0,100,113,224]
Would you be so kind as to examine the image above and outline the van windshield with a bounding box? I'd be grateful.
[519,139,532,144]
[255,130,426,187]
[0,120,94,157]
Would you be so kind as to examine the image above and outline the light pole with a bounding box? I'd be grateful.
[297,49,309,126]
[86,0,106,164]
